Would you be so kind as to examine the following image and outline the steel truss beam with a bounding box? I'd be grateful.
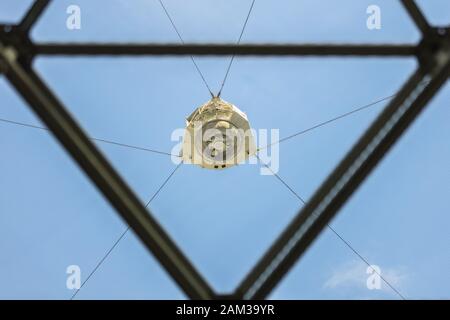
[0,0,448,300]
[401,0,431,36]
[0,44,214,300]
[34,43,417,57]
[235,54,450,300]
[18,0,50,33]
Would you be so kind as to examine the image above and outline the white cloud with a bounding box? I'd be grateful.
[324,260,409,296]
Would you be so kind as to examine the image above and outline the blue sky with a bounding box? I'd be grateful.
[0,0,449,299]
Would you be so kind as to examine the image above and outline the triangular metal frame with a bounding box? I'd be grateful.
[0,0,448,299]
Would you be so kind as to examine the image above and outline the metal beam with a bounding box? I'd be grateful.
[235,50,450,299]
[34,43,417,57]
[0,43,215,300]
[401,0,431,36]
[19,0,50,34]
